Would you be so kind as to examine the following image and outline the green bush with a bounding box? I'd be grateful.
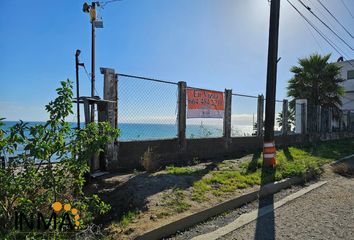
[0,80,119,238]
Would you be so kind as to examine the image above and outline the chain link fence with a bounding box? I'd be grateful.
[115,73,354,141]
[231,94,258,137]
[274,100,283,135]
[117,74,178,141]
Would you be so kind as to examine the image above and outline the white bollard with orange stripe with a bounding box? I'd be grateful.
[263,141,276,167]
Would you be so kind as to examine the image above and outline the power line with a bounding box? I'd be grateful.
[287,0,354,68]
[316,0,354,39]
[82,64,100,96]
[297,0,354,52]
[304,19,324,52]
[99,0,122,8]
[287,0,346,57]
[340,0,354,20]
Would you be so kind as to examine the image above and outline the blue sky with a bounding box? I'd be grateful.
[1,0,354,122]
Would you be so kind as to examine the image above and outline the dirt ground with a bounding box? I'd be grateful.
[86,155,261,239]
[86,154,354,240]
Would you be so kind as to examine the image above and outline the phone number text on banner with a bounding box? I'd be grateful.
[187,89,224,118]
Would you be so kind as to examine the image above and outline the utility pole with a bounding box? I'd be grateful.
[83,2,103,123]
[263,0,281,167]
[91,2,96,123]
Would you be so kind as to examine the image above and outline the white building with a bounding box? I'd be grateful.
[336,59,354,112]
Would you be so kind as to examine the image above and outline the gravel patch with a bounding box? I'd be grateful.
[165,179,318,240]
[221,172,354,240]
[167,159,354,240]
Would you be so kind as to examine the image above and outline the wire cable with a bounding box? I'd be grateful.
[287,0,348,58]
[316,0,354,39]
[304,19,324,52]
[297,0,354,52]
[99,0,122,8]
[340,0,354,20]
[287,0,354,69]
[82,65,100,96]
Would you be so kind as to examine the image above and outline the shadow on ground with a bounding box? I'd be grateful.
[254,165,276,240]
[89,161,221,225]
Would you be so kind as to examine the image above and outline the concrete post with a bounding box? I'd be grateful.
[257,95,264,136]
[282,99,288,135]
[83,99,91,126]
[301,103,307,134]
[295,99,307,134]
[97,103,108,122]
[178,82,187,149]
[100,68,118,128]
[100,67,119,171]
[223,89,232,145]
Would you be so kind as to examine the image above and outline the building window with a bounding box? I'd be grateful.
[348,70,354,80]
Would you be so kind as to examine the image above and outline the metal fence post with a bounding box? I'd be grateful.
[282,99,288,135]
[301,103,307,134]
[257,94,264,136]
[178,81,187,149]
[223,89,232,144]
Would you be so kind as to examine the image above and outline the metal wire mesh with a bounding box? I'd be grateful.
[116,72,353,141]
[186,87,224,139]
[117,75,178,141]
[231,95,258,137]
[274,100,283,135]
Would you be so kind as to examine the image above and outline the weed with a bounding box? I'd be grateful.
[191,139,354,200]
[163,187,191,213]
[119,210,139,228]
[141,147,158,173]
[165,165,199,175]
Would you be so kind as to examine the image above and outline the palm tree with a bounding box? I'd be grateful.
[276,108,295,132]
[287,53,345,112]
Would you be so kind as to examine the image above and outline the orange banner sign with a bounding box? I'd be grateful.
[187,89,224,118]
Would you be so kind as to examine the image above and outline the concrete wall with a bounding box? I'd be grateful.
[106,133,354,171]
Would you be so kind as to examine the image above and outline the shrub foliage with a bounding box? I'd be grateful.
[0,80,119,237]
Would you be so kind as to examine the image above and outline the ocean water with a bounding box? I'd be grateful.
[1,121,255,140]
[0,121,226,141]
[0,121,255,159]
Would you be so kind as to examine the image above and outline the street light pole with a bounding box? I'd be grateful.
[75,50,81,129]
[263,0,281,167]
[75,50,85,129]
